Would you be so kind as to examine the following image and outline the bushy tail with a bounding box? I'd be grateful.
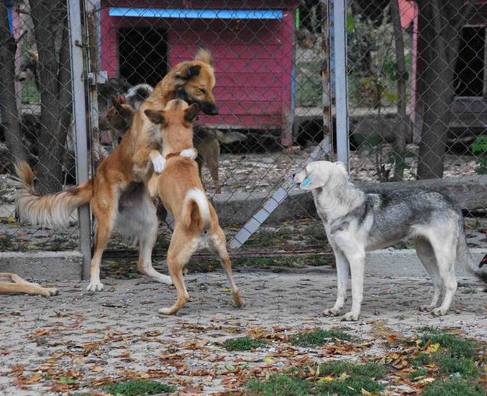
[15,161,93,227]
[181,188,210,232]
[457,222,487,283]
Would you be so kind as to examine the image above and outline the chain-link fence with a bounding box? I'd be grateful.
[2,0,487,264]
[346,0,487,249]
[0,0,80,252]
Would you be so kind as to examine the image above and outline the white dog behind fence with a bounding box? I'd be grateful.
[294,161,487,321]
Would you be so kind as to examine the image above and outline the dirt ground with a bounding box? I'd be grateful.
[1,267,486,395]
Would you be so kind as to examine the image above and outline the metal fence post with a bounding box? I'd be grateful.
[333,0,349,167]
[68,0,92,279]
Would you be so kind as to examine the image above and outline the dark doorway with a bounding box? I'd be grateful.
[118,27,167,87]
[454,26,485,97]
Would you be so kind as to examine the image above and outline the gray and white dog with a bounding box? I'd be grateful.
[294,161,486,321]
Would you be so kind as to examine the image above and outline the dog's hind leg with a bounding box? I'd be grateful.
[428,233,457,316]
[415,237,442,311]
[323,248,349,317]
[209,225,243,307]
[159,226,196,315]
[135,197,172,285]
[87,185,118,292]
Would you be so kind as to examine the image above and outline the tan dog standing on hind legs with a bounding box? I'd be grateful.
[144,99,243,315]
[15,49,218,293]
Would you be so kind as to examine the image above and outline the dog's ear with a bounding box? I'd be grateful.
[144,109,166,125]
[184,103,200,123]
[111,95,125,111]
[194,48,213,66]
[176,64,201,80]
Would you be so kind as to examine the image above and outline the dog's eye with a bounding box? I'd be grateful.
[199,88,207,94]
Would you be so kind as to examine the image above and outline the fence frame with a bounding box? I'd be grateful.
[68,0,92,279]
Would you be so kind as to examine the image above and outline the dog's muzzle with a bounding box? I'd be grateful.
[175,86,219,115]
[199,101,219,115]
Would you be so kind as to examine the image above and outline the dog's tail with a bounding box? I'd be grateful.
[457,220,487,283]
[15,161,93,227]
[181,188,210,232]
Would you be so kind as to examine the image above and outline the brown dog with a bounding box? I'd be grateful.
[144,99,243,314]
[16,49,218,292]
[0,273,58,297]
[102,95,246,193]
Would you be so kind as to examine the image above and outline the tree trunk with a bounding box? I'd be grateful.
[390,0,408,181]
[29,0,71,193]
[416,0,473,179]
[0,2,27,165]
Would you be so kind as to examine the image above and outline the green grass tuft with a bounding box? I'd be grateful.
[420,331,476,359]
[103,380,176,395]
[223,336,267,351]
[422,379,485,396]
[318,361,386,379]
[290,328,352,347]
[246,374,311,396]
[409,367,428,379]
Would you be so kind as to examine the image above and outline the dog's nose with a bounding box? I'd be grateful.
[207,106,219,115]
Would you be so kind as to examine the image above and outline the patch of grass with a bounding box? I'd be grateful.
[290,328,352,347]
[246,362,386,396]
[412,330,481,381]
[223,336,267,351]
[422,378,485,396]
[315,362,386,396]
[434,355,479,377]
[318,361,386,379]
[420,331,477,359]
[103,380,175,395]
[409,367,428,379]
[246,374,311,396]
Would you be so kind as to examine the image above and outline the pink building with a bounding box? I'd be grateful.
[99,1,298,145]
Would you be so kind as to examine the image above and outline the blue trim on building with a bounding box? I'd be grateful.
[7,6,13,32]
[108,7,283,20]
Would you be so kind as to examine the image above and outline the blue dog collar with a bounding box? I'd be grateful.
[301,177,312,187]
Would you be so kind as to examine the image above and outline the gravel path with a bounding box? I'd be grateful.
[1,268,486,395]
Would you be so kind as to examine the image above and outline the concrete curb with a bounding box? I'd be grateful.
[0,251,83,281]
[1,248,485,282]
[367,248,486,277]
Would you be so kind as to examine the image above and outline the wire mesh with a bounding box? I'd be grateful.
[0,0,78,252]
[2,0,487,256]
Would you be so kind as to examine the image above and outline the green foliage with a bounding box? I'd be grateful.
[246,362,386,396]
[408,367,428,379]
[471,136,487,174]
[318,361,386,379]
[223,336,267,351]
[420,331,477,359]
[422,379,485,396]
[246,374,311,396]
[103,380,176,396]
[290,329,352,347]
[413,331,480,380]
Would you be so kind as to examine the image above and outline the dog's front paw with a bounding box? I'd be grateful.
[46,287,59,296]
[432,307,448,316]
[86,281,104,292]
[180,148,197,160]
[341,311,360,321]
[41,287,59,297]
[152,154,166,173]
[322,307,341,317]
